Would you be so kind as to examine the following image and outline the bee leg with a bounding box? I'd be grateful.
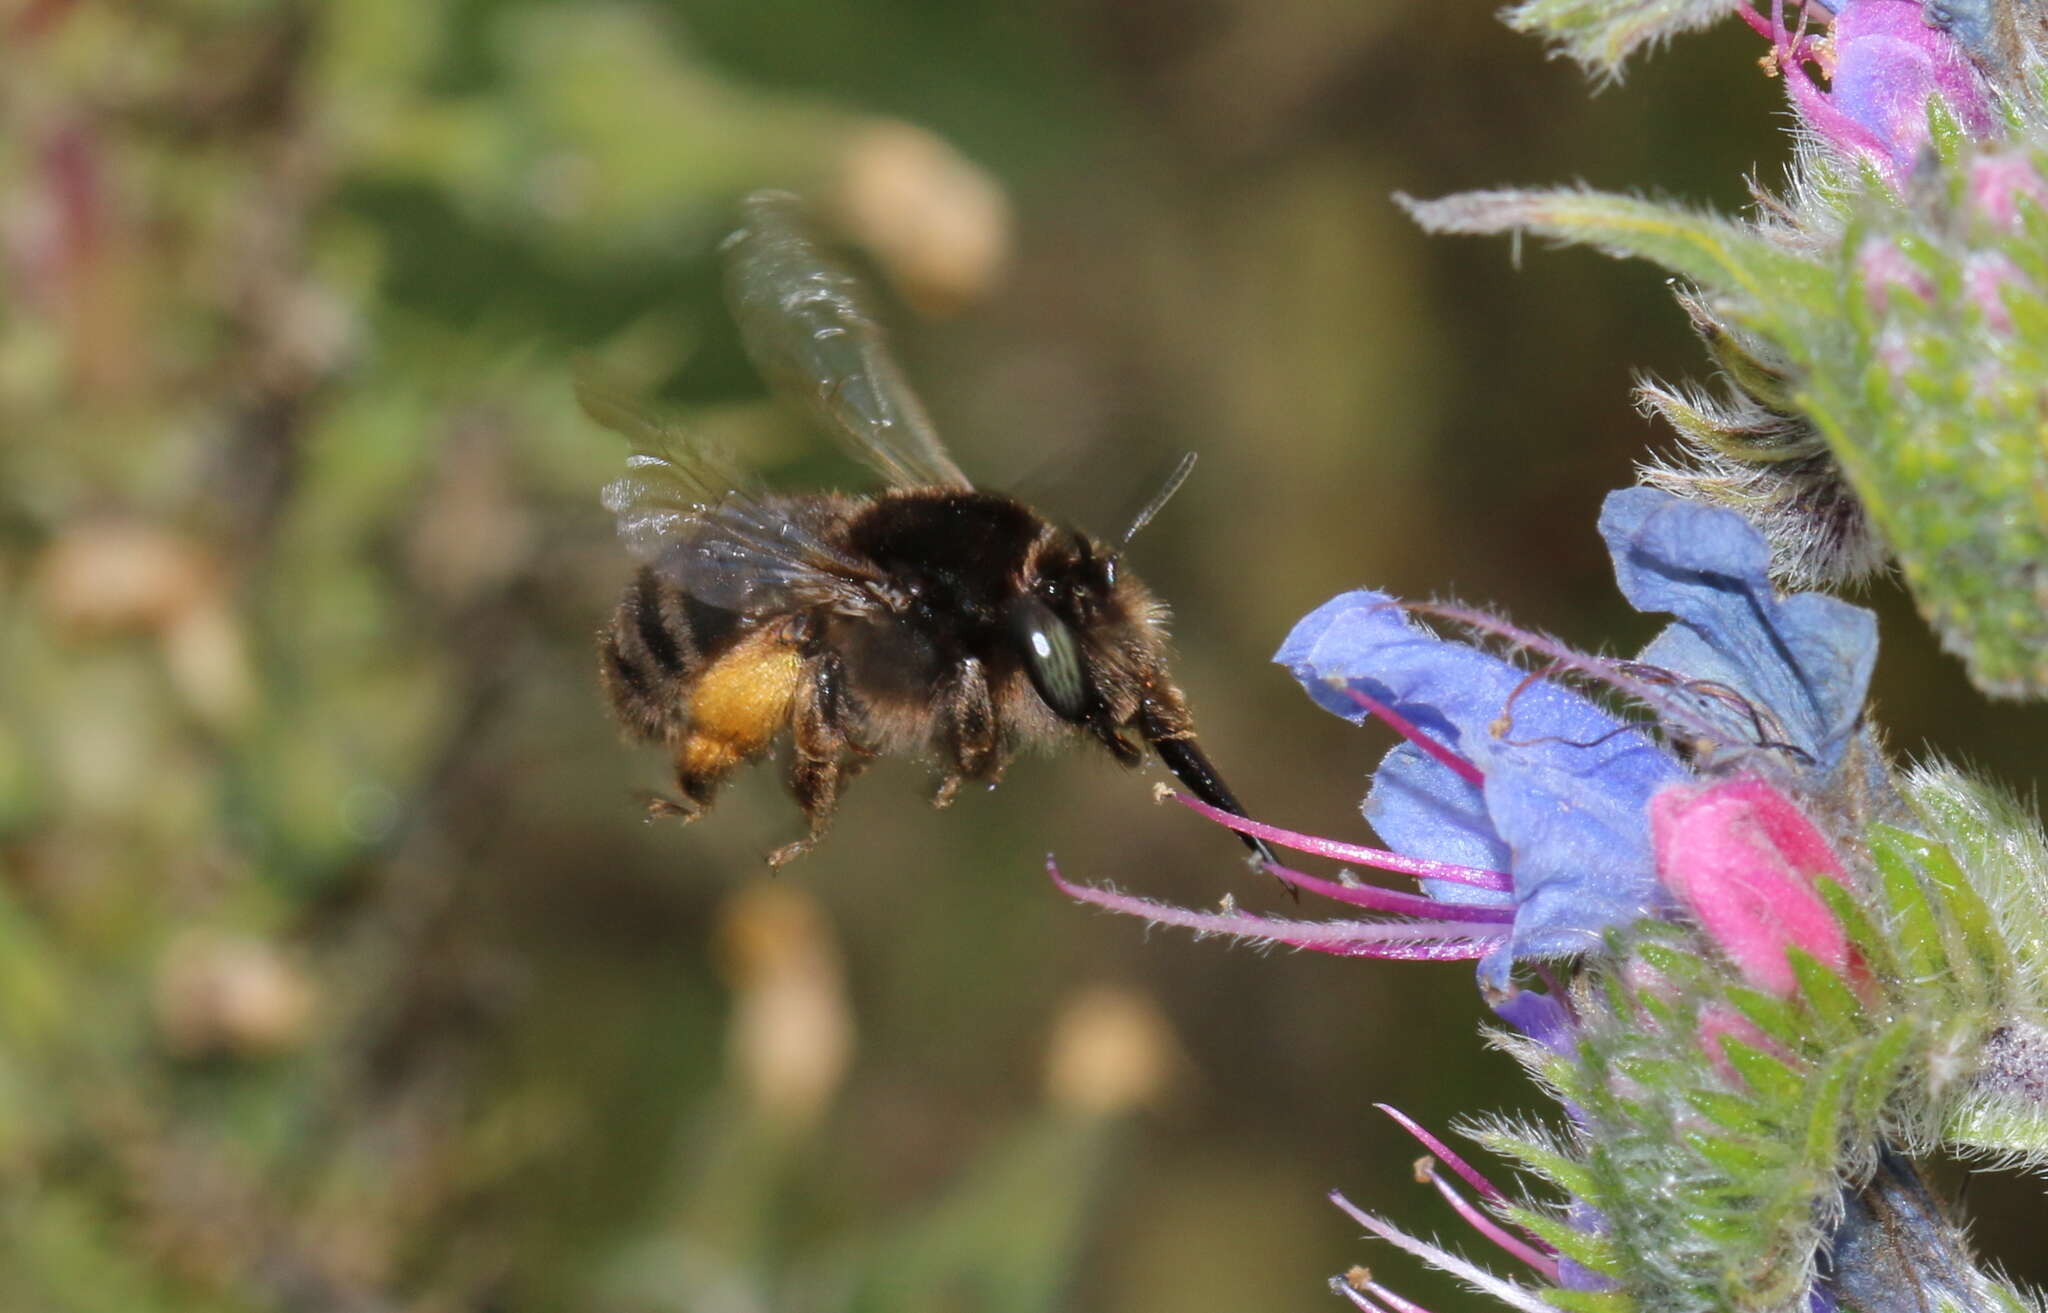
[636,789,703,822]
[946,655,1003,770]
[658,744,731,824]
[769,656,856,868]
[815,649,881,758]
[929,657,998,809]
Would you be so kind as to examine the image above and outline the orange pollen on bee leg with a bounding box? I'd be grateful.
[678,632,805,775]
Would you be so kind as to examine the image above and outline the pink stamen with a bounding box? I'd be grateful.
[1373,1105,1507,1204]
[1167,791,1514,894]
[1418,1163,1561,1281]
[1048,860,1502,961]
[1737,0,1822,59]
[1328,1193,1555,1313]
[1356,1278,1432,1313]
[1529,964,1572,1011]
[1396,601,1707,741]
[1377,1105,1562,1263]
[1331,1273,1434,1313]
[1269,860,1514,922]
[1344,686,1485,787]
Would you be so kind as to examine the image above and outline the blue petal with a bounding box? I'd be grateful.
[1368,742,1508,906]
[1276,592,1683,980]
[1278,592,1511,904]
[1460,669,1682,983]
[1599,488,1877,774]
[1491,987,1575,1052]
[1276,591,1505,744]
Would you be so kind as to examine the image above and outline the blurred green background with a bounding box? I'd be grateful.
[4,1,2045,1309]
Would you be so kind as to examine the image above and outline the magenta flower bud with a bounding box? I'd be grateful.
[1967,153,2048,230]
[1650,776,1853,996]
[1855,235,1935,314]
[1963,250,2026,332]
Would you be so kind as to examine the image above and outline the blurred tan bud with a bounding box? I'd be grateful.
[35,519,256,727]
[1043,984,1182,1116]
[154,932,317,1059]
[715,885,854,1133]
[829,119,1012,316]
[159,599,256,730]
[406,415,535,604]
[36,518,214,635]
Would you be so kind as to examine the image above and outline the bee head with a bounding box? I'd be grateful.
[1006,451,1192,727]
[1008,530,1135,726]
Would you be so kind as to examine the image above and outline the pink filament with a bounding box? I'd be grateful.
[1047,859,1501,961]
[1333,1275,1433,1313]
[1420,1165,1561,1281]
[1167,791,1513,894]
[1377,1104,1561,1265]
[1269,860,1514,923]
[1359,1280,1432,1313]
[1374,1104,1508,1204]
[1738,0,1826,62]
[1345,686,1485,787]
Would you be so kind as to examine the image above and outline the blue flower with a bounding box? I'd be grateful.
[1599,486,1877,777]
[1275,487,1876,985]
[1052,487,1877,990]
[1280,589,1685,985]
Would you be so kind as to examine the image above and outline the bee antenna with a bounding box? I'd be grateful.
[1119,451,1198,550]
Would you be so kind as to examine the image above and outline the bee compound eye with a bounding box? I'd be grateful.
[1009,598,1091,721]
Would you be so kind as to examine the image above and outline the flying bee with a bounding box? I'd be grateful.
[591,190,1274,870]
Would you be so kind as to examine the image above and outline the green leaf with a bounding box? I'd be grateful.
[1717,1038,1807,1106]
[1801,1052,1858,1166]
[1812,877,1889,980]
[1501,0,1748,75]
[1945,1080,2048,1165]
[1473,1133,1601,1203]
[1398,189,1828,314]
[1849,1020,1920,1129]
[1681,1128,1788,1177]
[1684,1088,1774,1137]
[1914,834,2010,987]
[1720,986,1804,1048]
[1868,826,1947,985]
[1542,1287,1638,1313]
[1787,950,1864,1039]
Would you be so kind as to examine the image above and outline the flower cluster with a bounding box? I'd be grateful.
[1058,488,1876,990]
[1403,0,2048,693]
[1047,0,2048,1302]
[1055,486,2048,1309]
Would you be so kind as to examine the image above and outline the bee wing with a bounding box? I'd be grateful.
[722,190,974,492]
[581,373,892,616]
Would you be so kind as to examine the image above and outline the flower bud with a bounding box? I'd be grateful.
[1962,251,2026,334]
[1855,237,1934,317]
[1966,153,2048,231]
[1650,776,1852,996]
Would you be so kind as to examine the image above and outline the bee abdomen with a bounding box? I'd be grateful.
[599,568,740,742]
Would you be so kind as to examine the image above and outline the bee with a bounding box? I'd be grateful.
[590,190,1274,870]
